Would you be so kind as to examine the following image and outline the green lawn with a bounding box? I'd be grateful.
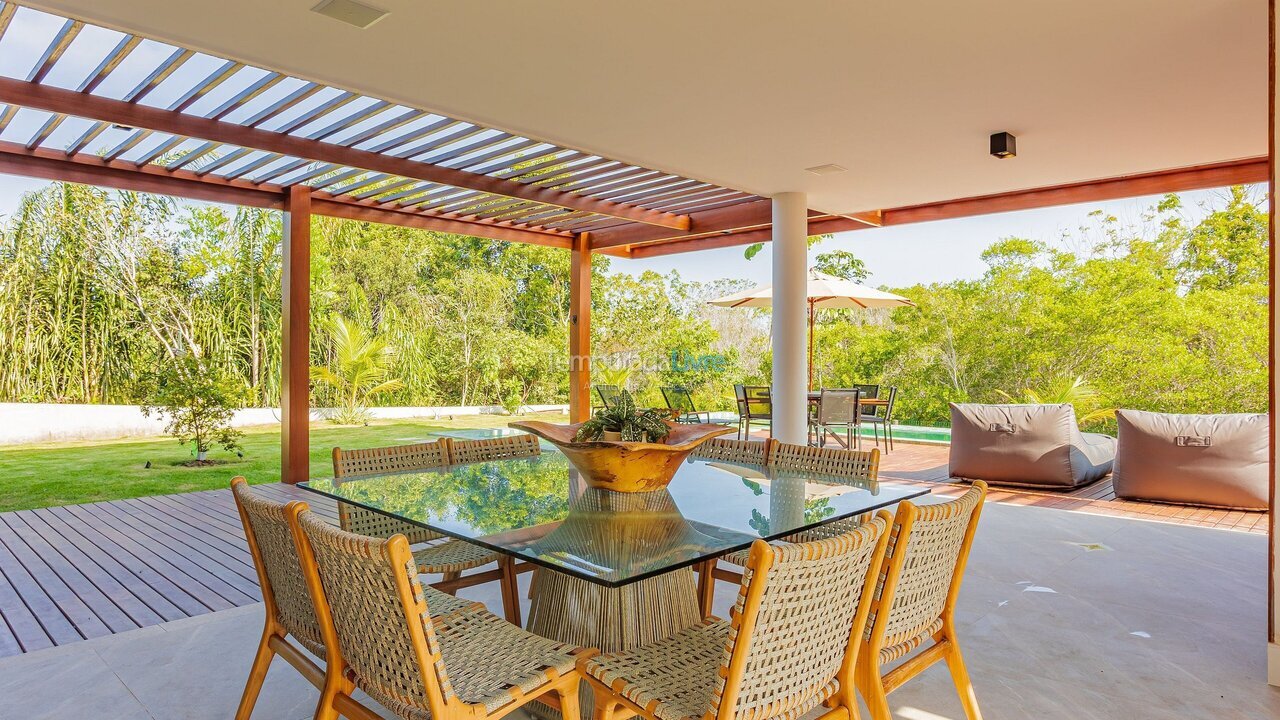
[0,412,568,512]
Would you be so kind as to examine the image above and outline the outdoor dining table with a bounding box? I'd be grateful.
[298,450,927,715]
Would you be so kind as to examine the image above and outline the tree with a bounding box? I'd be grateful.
[310,315,405,424]
[140,355,247,462]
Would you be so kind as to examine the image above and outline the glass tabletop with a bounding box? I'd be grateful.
[299,451,928,588]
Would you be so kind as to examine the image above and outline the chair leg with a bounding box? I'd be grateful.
[888,424,894,452]
[498,556,522,626]
[313,672,354,720]
[696,558,717,618]
[858,667,892,720]
[235,626,278,720]
[943,636,983,719]
[440,570,461,594]
[557,682,582,720]
[593,698,623,720]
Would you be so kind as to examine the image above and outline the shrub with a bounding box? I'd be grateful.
[141,356,248,461]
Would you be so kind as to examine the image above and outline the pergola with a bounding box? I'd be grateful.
[0,0,1274,684]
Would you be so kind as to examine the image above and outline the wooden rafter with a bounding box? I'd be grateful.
[0,77,691,230]
[595,157,1270,256]
[0,140,571,247]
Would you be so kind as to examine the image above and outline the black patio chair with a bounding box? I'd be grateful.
[660,386,710,424]
[863,386,898,451]
[592,384,620,414]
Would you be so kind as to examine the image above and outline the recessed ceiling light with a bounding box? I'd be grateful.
[312,0,389,29]
[805,163,847,176]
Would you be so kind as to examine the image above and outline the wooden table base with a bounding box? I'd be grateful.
[525,566,702,719]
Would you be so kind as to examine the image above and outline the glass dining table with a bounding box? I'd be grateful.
[298,449,928,656]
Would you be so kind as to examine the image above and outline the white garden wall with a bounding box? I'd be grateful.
[0,403,568,446]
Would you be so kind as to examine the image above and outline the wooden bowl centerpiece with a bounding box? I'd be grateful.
[509,391,733,492]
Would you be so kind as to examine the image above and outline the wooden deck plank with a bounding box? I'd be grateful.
[56,503,230,616]
[77,501,256,607]
[29,506,184,624]
[0,555,50,656]
[0,514,110,641]
[4,510,147,633]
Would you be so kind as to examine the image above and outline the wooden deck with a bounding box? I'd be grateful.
[875,442,1271,534]
[0,443,1266,658]
[0,483,326,659]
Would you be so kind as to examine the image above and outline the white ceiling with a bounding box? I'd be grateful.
[23,0,1268,215]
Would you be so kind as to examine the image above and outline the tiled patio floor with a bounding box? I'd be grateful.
[1,500,1274,719]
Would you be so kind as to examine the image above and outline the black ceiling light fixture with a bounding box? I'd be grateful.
[990,132,1017,159]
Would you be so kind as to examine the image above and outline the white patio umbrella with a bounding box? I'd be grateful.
[708,268,915,388]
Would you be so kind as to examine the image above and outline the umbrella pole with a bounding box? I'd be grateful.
[808,301,815,390]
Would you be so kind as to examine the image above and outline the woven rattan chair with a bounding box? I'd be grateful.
[581,515,891,720]
[230,478,478,720]
[290,508,593,720]
[858,482,987,720]
[449,433,541,464]
[691,437,774,465]
[332,441,522,625]
[709,442,882,597]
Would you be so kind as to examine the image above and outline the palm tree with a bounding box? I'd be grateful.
[311,315,404,424]
[996,376,1115,424]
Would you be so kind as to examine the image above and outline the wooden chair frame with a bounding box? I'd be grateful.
[231,477,324,720]
[287,507,590,720]
[856,482,987,720]
[332,441,523,625]
[585,514,892,720]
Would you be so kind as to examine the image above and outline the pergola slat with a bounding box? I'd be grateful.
[26,19,82,84]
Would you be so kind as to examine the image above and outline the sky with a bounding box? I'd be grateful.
[0,171,1261,289]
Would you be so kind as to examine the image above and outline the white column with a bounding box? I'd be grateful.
[771,191,809,444]
[1268,0,1279,687]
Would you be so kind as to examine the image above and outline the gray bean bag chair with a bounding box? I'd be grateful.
[1112,410,1268,510]
[948,403,1115,489]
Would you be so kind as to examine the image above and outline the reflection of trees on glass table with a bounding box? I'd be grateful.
[300,451,927,716]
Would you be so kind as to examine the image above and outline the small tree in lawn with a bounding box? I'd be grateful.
[142,356,248,464]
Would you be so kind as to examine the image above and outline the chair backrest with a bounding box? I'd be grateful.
[332,440,452,478]
[230,478,325,656]
[734,384,748,414]
[817,388,861,425]
[865,482,986,659]
[661,386,697,414]
[332,441,451,545]
[769,442,880,482]
[712,514,891,720]
[852,384,880,399]
[742,385,772,417]
[449,433,541,464]
[594,384,621,409]
[292,508,455,719]
[880,386,898,420]
[692,437,773,465]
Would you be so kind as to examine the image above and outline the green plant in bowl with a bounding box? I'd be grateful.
[574,389,671,442]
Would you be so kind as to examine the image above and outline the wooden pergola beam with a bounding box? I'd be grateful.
[612,157,1270,257]
[0,140,572,247]
[0,77,691,230]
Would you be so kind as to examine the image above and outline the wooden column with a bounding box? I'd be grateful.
[281,186,311,484]
[569,232,592,422]
[1269,0,1279,687]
